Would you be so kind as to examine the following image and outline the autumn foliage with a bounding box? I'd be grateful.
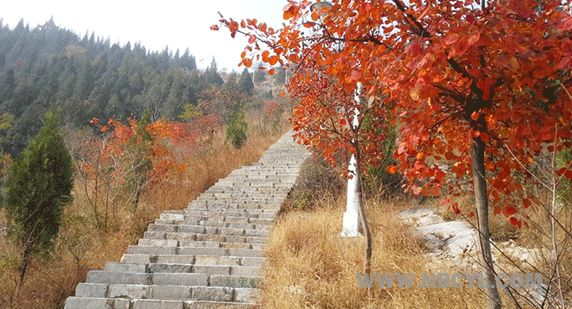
[87,115,219,178]
[75,115,220,227]
[215,0,572,225]
[215,2,571,306]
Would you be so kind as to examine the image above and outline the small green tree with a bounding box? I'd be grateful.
[237,68,254,95]
[226,111,248,149]
[4,112,73,300]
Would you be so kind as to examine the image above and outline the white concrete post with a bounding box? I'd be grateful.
[308,1,362,238]
[340,82,362,237]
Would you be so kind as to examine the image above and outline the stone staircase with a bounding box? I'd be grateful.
[65,131,310,309]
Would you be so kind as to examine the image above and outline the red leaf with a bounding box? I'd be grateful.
[509,217,522,229]
[444,33,459,45]
[228,21,239,36]
[286,54,298,64]
[261,50,270,62]
[451,203,461,214]
[466,14,476,24]
[502,206,517,217]
[387,165,398,174]
[467,33,480,47]
[414,160,425,171]
[409,87,420,101]
[283,3,298,20]
[210,24,219,31]
[477,79,494,100]
[350,69,362,81]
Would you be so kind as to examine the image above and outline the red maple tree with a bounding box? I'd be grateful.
[215,0,572,307]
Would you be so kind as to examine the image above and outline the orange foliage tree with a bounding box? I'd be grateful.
[214,0,572,307]
[75,115,220,229]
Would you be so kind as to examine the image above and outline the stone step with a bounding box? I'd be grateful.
[187,206,283,212]
[143,231,267,243]
[197,193,286,199]
[120,254,265,267]
[182,209,279,217]
[206,184,291,191]
[74,283,260,302]
[127,246,263,257]
[104,263,261,276]
[147,223,270,235]
[190,198,286,206]
[86,271,261,288]
[153,217,274,227]
[213,181,293,188]
[65,297,257,309]
[64,297,130,309]
[137,239,264,250]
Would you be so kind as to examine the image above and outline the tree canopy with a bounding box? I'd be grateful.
[215,1,572,307]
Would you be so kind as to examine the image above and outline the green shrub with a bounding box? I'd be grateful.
[4,112,73,289]
[226,111,248,149]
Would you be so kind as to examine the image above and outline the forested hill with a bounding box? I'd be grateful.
[0,19,228,155]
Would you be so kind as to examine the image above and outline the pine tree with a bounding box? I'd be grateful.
[4,112,73,299]
[226,110,248,148]
[237,68,254,95]
[204,57,223,86]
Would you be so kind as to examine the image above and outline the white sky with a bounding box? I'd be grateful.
[1,0,285,72]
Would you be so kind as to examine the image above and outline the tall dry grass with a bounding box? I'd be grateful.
[262,198,485,309]
[0,112,287,309]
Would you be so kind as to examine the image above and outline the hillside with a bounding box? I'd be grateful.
[0,19,216,155]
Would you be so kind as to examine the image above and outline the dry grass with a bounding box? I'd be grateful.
[261,198,485,309]
[0,113,287,308]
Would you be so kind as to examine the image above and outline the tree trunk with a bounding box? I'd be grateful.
[471,137,502,309]
[355,150,372,275]
[11,250,29,306]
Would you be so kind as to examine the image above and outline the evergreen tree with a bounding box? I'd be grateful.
[237,68,254,95]
[226,110,248,148]
[204,57,223,86]
[4,112,73,297]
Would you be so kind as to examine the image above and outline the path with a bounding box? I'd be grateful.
[65,131,310,309]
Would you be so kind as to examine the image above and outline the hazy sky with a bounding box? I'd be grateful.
[1,0,285,71]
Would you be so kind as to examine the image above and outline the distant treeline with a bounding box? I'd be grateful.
[0,18,238,155]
